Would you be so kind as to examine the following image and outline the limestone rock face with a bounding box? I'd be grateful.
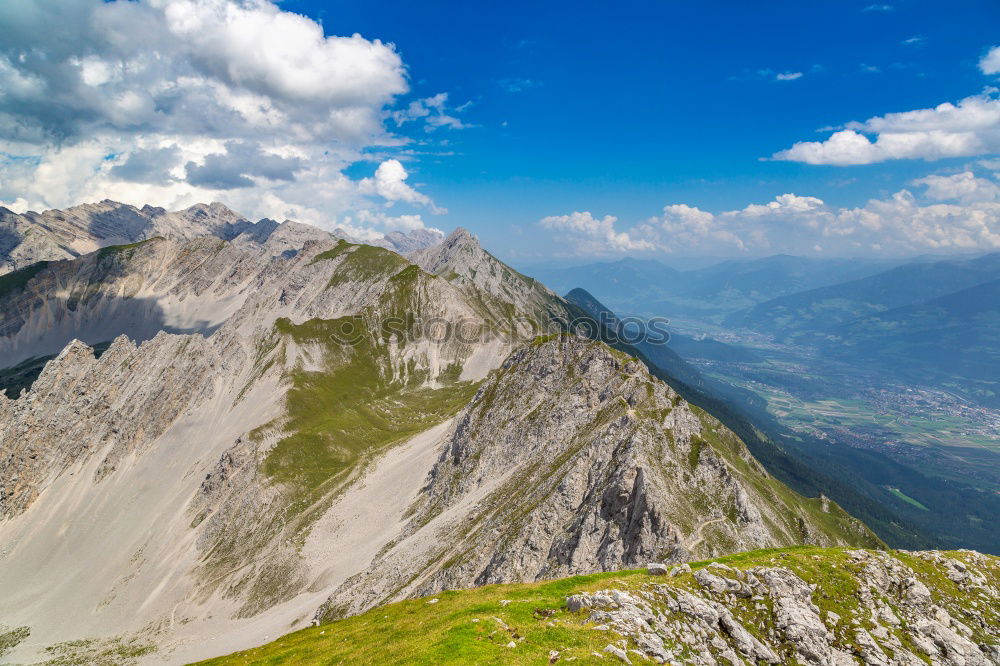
[565,549,1000,666]
[412,227,563,326]
[316,336,879,620]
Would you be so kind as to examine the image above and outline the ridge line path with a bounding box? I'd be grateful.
[683,517,727,552]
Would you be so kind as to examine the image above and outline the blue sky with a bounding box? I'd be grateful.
[1,0,999,260]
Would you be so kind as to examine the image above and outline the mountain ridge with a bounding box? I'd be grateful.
[0,199,442,275]
[0,219,883,664]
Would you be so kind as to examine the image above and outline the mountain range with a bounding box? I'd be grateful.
[0,202,897,664]
[0,199,443,276]
[525,254,902,320]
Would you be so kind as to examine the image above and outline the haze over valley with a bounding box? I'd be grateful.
[1,1,999,664]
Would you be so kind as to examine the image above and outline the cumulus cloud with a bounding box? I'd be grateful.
[0,0,448,233]
[358,159,445,213]
[539,170,1000,256]
[776,72,803,81]
[184,141,303,189]
[981,46,1000,75]
[109,145,182,184]
[912,171,1000,203]
[772,91,1000,165]
[539,211,657,254]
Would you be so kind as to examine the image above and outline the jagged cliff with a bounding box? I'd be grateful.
[0,222,889,664]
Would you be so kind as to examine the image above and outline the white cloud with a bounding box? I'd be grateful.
[539,211,657,254]
[912,171,1000,203]
[658,203,747,250]
[863,4,894,11]
[358,159,445,213]
[776,72,803,81]
[981,46,1000,75]
[350,209,436,232]
[0,0,447,235]
[773,91,1000,165]
[539,173,1000,256]
[391,93,471,131]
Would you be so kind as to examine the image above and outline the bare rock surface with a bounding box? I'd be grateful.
[316,335,879,620]
[564,548,1000,665]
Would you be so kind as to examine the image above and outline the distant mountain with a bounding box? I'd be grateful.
[0,200,442,274]
[523,257,680,312]
[563,286,706,391]
[823,277,1000,405]
[526,254,899,319]
[729,252,1000,338]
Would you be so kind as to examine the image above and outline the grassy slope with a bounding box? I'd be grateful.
[194,546,998,665]
[261,248,483,517]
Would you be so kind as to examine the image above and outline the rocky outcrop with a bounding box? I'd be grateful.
[412,227,564,329]
[0,333,217,517]
[566,549,1000,665]
[316,336,879,620]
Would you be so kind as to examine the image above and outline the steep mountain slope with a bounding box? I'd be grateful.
[728,252,1000,338]
[200,547,1000,666]
[314,336,877,621]
[0,227,877,664]
[561,288,938,553]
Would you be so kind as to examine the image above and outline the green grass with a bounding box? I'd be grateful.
[886,487,930,511]
[313,241,410,289]
[263,315,480,516]
[95,237,162,260]
[192,547,999,666]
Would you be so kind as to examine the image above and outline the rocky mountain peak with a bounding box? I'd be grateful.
[176,201,246,223]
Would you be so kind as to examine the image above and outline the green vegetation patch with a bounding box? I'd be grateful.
[40,635,155,666]
[0,260,50,300]
[313,241,411,289]
[886,486,930,511]
[0,625,30,658]
[264,316,480,517]
[96,237,163,261]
